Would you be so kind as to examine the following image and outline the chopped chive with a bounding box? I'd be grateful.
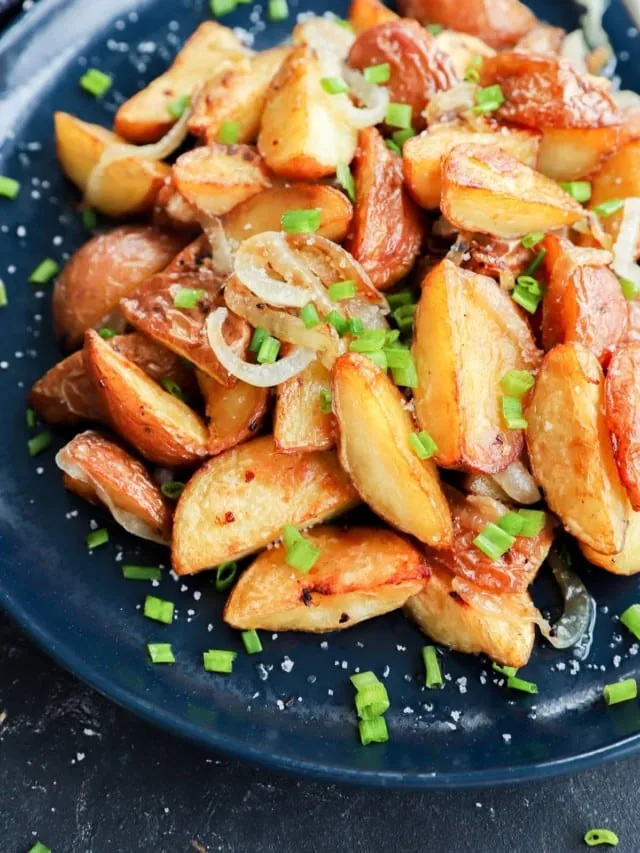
[325,310,348,337]
[167,93,190,119]
[147,643,175,664]
[319,388,332,414]
[173,287,205,309]
[385,139,402,155]
[210,0,236,16]
[392,303,416,331]
[523,250,546,277]
[593,198,625,218]
[143,595,174,625]
[363,62,391,84]
[517,508,546,538]
[347,317,364,336]
[282,524,301,551]
[620,604,640,640]
[359,716,389,745]
[0,281,6,308]
[464,66,481,83]
[423,645,443,688]
[355,683,390,720]
[512,282,542,314]
[160,376,188,403]
[97,327,118,340]
[203,649,237,673]
[348,328,386,353]
[26,408,37,428]
[584,829,620,847]
[321,76,349,95]
[82,207,98,229]
[122,564,162,581]
[0,175,20,199]
[161,481,185,500]
[387,290,415,310]
[86,528,109,549]
[497,511,525,536]
[383,346,412,369]
[219,120,241,145]
[473,84,504,114]
[391,360,419,388]
[216,561,238,592]
[500,369,534,398]
[28,431,52,456]
[409,430,438,460]
[559,180,592,203]
[492,663,518,677]
[522,231,544,249]
[80,68,112,97]
[250,326,269,354]
[473,523,515,560]
[365,350,388,371]
[29,258,59,284]
[426,23,443,34]
[385,329,401,345]
[283,527,321,573]
[350,671,382,691]
[301,303,321,328]
[256,335,280,364]
[501,395,528,429]
[336,160,356,203]
[328,280,356,301]
[28,843,51,853]
[386,102,412,129]
[603,678,637,706]
[268,0,289,20]
[506,675,538,694]
[241,629,263,654]
[620,277,640,301]
[281,208,321,234]
[335,17,354,32]
[392,128,416,150]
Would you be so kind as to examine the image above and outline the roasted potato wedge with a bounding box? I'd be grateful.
[197,370,269,456]
[348,21,458,130]
[114,22,249,143]
[224,526,427,632]
[403,122,540,209]
[413,260,541,473]
[605,343,640,511]
[120,236,250,387]
[526,343,629,554]
[258,45,358,180]
[52,226,187,351]
[56,431,173,544]
[84,330,208,468]
[434,30,495,78]
[188,47,291,145]
[274,359,334,453]
[332,353,452,547]
[589,140,640,248]
[441,144,584,238]
[581,509,640,575]
[537,124,639,182]
[349,0,398,32]
[172,144,271,218]
[397,0,537,48]
[405,566,535,668]
[54,112,171,217]
[172,435,359,574]
[345,127,423,290]
[223,184,353,245]
[514,23,565,55]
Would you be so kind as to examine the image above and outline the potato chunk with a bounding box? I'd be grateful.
[582,509,640,575]
[197,371,269,456]
[349,0,398,33]
[434,31,495,78]
[526,343,629,554]
[224,526,427,632]
[605,343,640,511]
[537,125,638,182]
[275,359,334,453]
[589,140,640,247]
[413,260,541,473]
[172,436,359,574]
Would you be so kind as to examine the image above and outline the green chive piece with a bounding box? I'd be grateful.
[203,649,237,673]
[241,629,263,655]
[26,408,37,428]
[473,523,515,560]
[143,595,174,625]
[512,283,542,314]
[284,530,321,573]
[506,675,538,694]
[522,231,544,249]
[423,645,443,688]
[391,128,416,149]
[500,369,534,398]
[86,528,109,549]
[122,564,162,581]
[301,303,321,328]
[249,326,269,354]
[497,511,525,537]
[386,102,412,129]
[620,277,640,301]
[161,481,185,500]
[350,671,382,691]
[29,258,59,284]
[584,829,620,847]
[517,508,546,538]
[492,663,518,677]
[28,431,52,457]
[160,376,188,403]
[97,327,118,340]
[80,68,113,97]
[319,388,332,414]
[219,120,241,145]
[559,180,592,203]
[28,843,51,853]
[268,0,289,20]
[392,303,416,331]
[147,643,175,664]
[620,604,640,640]
[426,23,443,34]
[216,561,238,592]
[383,346,412,369]
[409,430,438,460]
[359,716,389,745]
[335,17,355,32]
[256,335,281,364]
[523,249,547,277]
[281,208,322,234]
[363,63,391,84]
[593,198,625,218]
[501,395,528,430]
[355,683,390,720]
[464,66,481,84]
[387,290,415,310]
[167,93,190,119]
[347,317,365,336]
[210,0,236,16]
[385,139,402,155]
[366,350,388,371]
[328,280,357,301]
[282,524,301,551]
[325,310,348,337]
[473,84,505,114]
[0,175,20,199]
[349,328,386,353]
[0,281,7,308]
[321,76,349,95]
[336,160,356,203]
[173,287,205,309]
[385,329,401,345]
[603,678,637,706]
[82,207,98,229]
[391,360,419,388]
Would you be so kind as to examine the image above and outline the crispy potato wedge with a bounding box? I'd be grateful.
[120,236,250,387]
[397,0,536,49]
[348,21,458,130]
[514,24,565,55]
[413,260,541,473]
[332,353,452,547]
[54,112,171,217]
[349,0,398,32]
[345,127,423,290]
[197,370,269,456]
[223,184,353,245]
[56,431,173,544]
[434,30,495,78]
[405,566,535,667]
[224,526,427,632]
[581,509,640,575]
[152,182,202,232]
[441,144,584,238]
[172,436,359,574]
[605,343,640,511]
[526,343,629,554]
[188,47,291,145]
[84,330,208,468]
[114,22,249,143]
[589,140,640,247]
[274,359,334,453]
[172,144,271,218]
[403,121,540,210]
[258,45,358,180]
[537,125,639,182]
[52,226,187,351]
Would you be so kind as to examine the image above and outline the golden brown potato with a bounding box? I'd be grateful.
[152,182,200,232]
[274,359,334,453]
[441,144,585,238]
[589,140,640,248]
[114,22,249,143]
[413,260,541,473]
[345,127,423,290]
[581,509,640,575]
[172,436,359,574]
[332,352,452,547]
[56,431,173,544]
[405,566,535,667]
[397,0,537,49]
[605,343,640,511]
[54,112,171,217]
[120,236,251,387]
[223,184,353,245]
[537,125,639,182]
[526,343,629,554]
[349,0,398,32]
[197,370,269,456]
[172,144,271,218]
[433,30,496,78]
[84,330,209,468]
[188,47,291,145]
[347,20,458,130]
[52,226,187,351]
[224,526,427,632]
[258,45,358,180]
[403,122,540,210]
[514,24,565,55]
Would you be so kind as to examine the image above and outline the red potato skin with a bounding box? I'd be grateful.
[606,343,640,510]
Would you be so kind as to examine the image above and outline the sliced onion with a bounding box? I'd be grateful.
[332,66,389,130]
[206,308,316,386]
[539,548,596,659]
[463,474,511,502]
[560,29,590,74]
[200,215,234,277]
[424,82,477,125]
[451,576,550,632]
[492,461,542,505]
[446,235,471,266]
[234,232,321,308]
[295,16,355,61]
[613,198,640,287]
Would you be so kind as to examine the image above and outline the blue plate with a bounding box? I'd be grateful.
[1,0,640,790]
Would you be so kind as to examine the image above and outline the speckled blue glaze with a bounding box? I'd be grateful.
[1,0,640,789]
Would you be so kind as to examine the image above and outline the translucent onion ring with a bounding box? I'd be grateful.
[491,461,542,505]
[613,198,640,289]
